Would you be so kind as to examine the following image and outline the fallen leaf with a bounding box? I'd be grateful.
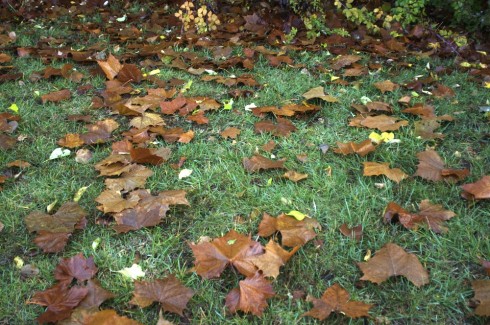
[254,118,296,137]
[95,189,140,214]
[130,148,165,165]
[49,148,71,160]
[249,240,299,278]
[258,213,321,247]
[78,279,115,308]
[189,229,263,278]
[283,170,308,182]
[461,176,490,200]
[75,149,93,164]
[58,133,85,148]
[20,264,40,279]
[130,275,194,316]
[339,224,363,241]
[359,115,408,131]
[243,154,285,173]
[225,273,275,316]
[286,210,307,221]
[471,280,490,316]
[54,253,98,284]
[334,139,376,157]
[178,169,193,179]
[130,113,165,129]
[220,127,241,139]
[373,80,399,93]
[414,119,444,139]
[383,200,456,233]
[117,64,142,83]
[117,263,145,280]
[105,165,153,192]
[363,162,408,183]
[97,54,122,80]
[303,283,373,320]
[358,243,429,287]
[41,89,71,104]
[330,54,362,70]
[414,150,469,182]
[432,83,455,98]
[70,309,142,324]
[302,86,338,102]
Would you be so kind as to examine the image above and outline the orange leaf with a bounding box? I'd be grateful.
[283,170,308,182]
[358,243,429,287]
[130,275,194,316]
[254,118,296,137]
[220,127,241,139]
[360,115,408,131]
[58,133,85,148]
[363,162,408,183]
[225,273,275,316]
[471,280,490,316]
[97,54,122,80]
[249,240,300,278]
[461,176,490,200]
[41,89,71,103]
[373,80,399,93]
[334,139,376,157]
[303,283,372,320]
[258,213,321,247]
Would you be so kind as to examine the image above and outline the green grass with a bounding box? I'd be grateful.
[1,12,489,325]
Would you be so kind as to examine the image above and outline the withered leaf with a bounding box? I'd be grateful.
[186,111,209,125]
[432,83,455,98]
[28,283,88,324]
[130,275,194,316]
[25,202,87,234]
[95,154,132,177]
[366,101,392,113]
[130,113,165,129]
[373,80,399,93]
[258,213,321,247]
[471,280,490,316]
[58,133,85,148]
[68,309,142,325]
[384,200,456,234]
[358,243,429,287]
[33,231,72,253]
[41,89,71,104]
[334,139,376,157]
[78,279,115,308]
[339,224,363,241]
[117,64,142,83]
[414,150,469,182]
[360,115,408,131]
[97,54,122,80]
[303,283,372,320]
[254,118,296,137]
[363,162,408,183]
[283,170,308,182]
[54,253,98,284]
[220,127,241,139]
[189,229,263,279]
[225,273,275,317]
[105,164,153,192]
[402,104,436,118]
[130,148,165,165]
[95,189,140,214]
[243,155,285,173]
[249,240,299,278]
[302,86,338,102]
[461,176,490,200]
[414,119,444,139]
[160,97,187,115]
[330,54,362,70]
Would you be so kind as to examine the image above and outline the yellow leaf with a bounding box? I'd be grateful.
[181,80,193,93]
[369,132,394,144]
[286,210,307,221]
[223,98,234,110]
[92,237,101,251]
[148,69,160,75]
[8,103,19,113]
[14,256,24,269]
[460,62,472,68]
[73,186,89,202]
[117,263,145,280]
[484,82,490,89]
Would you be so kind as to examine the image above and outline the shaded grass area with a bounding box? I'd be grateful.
[1,22,490,325]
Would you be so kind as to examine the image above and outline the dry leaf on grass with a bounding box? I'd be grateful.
[220,127,241,139]
[334,139,377,157]
[471,280,490,316]
[243,154,285,173]
[414,150,469,182]
[302,86,338,102]
[373,80,399,93]
[249,240,299,278]
[339,224,363,241]
[363,162,408,183]
[461,176,490,200]
[258,213,321,247]
[283,170,308,182]
[225,273,275,317]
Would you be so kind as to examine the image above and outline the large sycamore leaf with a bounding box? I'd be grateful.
[105,164,153,192]
[189,229,263,279]
[258,213,321,247]
[472,280,490,316]
[373,80,399,93]
[78,279,115,309]
[54,253,98,284]
[95,189,140,214]
[62,309,142,325]
[363,162,408,183]
[41,89,71,104]
[243,154,285,173]
[384,200,456,234]
[225,273,275,316]
[359,114,408,131]
[254,118,296,137]
[28,282,88,323]
[461,176,490,200]
[302,86,338,102]
[414,150,469,182]
[334,139,377,157]
[303,283,373,320]
[249,240,300,278]
[97,54,122,80]
[357,243,429,287]
[130,275,194,316]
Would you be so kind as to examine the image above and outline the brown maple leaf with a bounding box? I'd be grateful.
[117,64,142,83]
[78,279,115,308]
[461,176,490,200]
[220,127,241,139]
[41,89,71,104]
[471,280,490,316]
[363,162,408,183]
[249,240,300,278]
[334,139,377,157]
[28,282,88,323]
[64,309,142,325]
[54,253,98,284]
[243,154,285,173]
[283,170,308,182]
[97,54,122,80]
[105,164,153,192]
[302,86,338,102]
[225,273,275,316]
[303,283,372,320]
[58,133,85,148]
[339,224,363,241]
[330,54,362,70]
[189,229,263,279]
[257,213,321,247]
[254,118,296,137]
[384,200,456,234]
[130,113,165,129]
[373,80,399,93]
[414,150,469,182]
[130,275,194,316]
[358,243,429,287]
[359,115,408,131]
[95,189,140,214]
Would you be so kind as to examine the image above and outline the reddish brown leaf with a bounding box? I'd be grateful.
[0,134,17,149]
[330,54,362,70]
[117,64,142,83]
[363,162,408,183]
[41,89,71,104]
[25,202,87,234]
[358,243,429,287]
[28,283,88,323]
[80,119,119,145]
[402,104,436,118]
[373,80,399,93]
[262,140,276,152]
[6,160,31,168]
[258,213,321,247]
[160,97,187,115]
[471,280,490,316]
[303,283,372,320]
[359,115,408,131]
[78,279,115,308]
[432,83,455,98]
[366,101,392,113]
[461,176,490,200]
[130,148,165,165]
[130,275,194,316]
[254,118,296,137]
[95,154,132,177]
[283,170,308,182]
[220,127,241,139]
[243,154,285,173]
[225,273,275,316]
[414,150,469,182]
[189,229,263,279]
[334,139,376,157]
[97,54,122,80]
[54,253,98,284]
[384,200,456,234]
[186,111,209,125]
[249,240,299,278]
[33,231,72,253]
[69,309,141,325]
[58,133,85,148]
[339,224,363,241]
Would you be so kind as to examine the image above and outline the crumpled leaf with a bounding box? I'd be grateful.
[339,224,363,241]
[220,127,241,139]
[105,165,153,192]
[178,169,193,179]
[302,86,338,102]
[95,189,140,214]
[414,150,469,182]
[357,243,429,287]
[334,139,376,157]
[54,253,98,284]
[383,200,456,233]
[258,213,321,247]
[461,176,490,200]
[249,240,299,278]
[363,162,408,183]
[243,154,285,173]
[283,170,308,182]
[41,89,71,104]
[49,148,71,160]
[303,283,373,320]
[97,54,122,80]
[472,280,490,316]
[189,229,263,279]
[359,115,408,131]
[373,80,399,93]
[117,263,145,280]
[225,273,275,316]
[130,275,194,316]
[78,279,115,309]
[254,118,296,137]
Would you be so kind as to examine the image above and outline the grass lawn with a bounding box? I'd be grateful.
[0,2,489,324]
